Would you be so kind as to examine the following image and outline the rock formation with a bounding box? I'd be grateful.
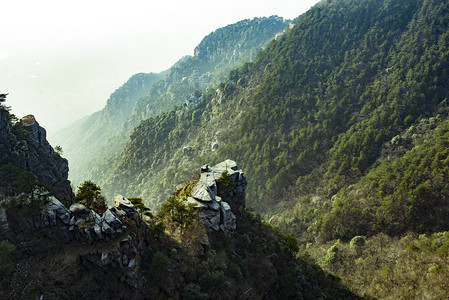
[21,115,74,206]
[0,194,147,289]
[0,112,74,206]
[188,159,247,233]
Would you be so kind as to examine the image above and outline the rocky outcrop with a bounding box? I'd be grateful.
[9,194,143,244]
[21,115,74,206]
[0,194,147,289]
[0,111,74,207]
[188,159,247,233]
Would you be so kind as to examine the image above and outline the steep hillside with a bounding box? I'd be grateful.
[132,16,290,121]
[0,156,358,299]
[98,0,449,217]
[52,72,162,187]
[53,16,289,189]
[93,0,449,297]
[0,95,74,206]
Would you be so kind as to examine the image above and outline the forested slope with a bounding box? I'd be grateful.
[54,17,289,189]
[100,0,449,232]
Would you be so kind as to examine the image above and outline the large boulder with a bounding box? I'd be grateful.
[47,197,71,224]
[191,182,215,202]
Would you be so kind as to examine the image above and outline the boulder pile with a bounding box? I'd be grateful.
[0,194,146,288]
[5,194,142,244]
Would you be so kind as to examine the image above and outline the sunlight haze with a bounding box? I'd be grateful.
[0,0,320,138]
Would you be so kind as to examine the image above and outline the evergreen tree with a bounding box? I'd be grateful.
[75,180,107,215]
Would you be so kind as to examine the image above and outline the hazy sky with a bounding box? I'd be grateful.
[1,0,320,137]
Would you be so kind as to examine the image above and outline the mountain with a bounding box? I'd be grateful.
[0,125,358,299]
[52,72,163,189]
[132,16,290,121]
[93,0,449,297]
[0,96,74,206]
[53,16,290,190]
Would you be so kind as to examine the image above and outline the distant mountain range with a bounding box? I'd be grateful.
[53,16,290,191]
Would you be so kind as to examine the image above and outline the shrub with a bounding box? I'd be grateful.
[350,236,366,249]
[321,244,339,266]
[150,252,171,283]
[181,283,208,300]
[0,240,16,276]
[75,180,107,215]
[216,171,232,187]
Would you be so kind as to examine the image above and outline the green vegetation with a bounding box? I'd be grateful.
[156,186,198,235]
[54,17,289,195]
[54,145,63,155]
[137,183,358,299]
[306,232,449,298]
[3,0,446,298]
[129,197,152,219]
[216,170,232,187]
[0,240,15,276]
[84,0,449,297]
[75,180,107,215]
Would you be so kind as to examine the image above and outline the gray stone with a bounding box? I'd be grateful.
[114,194,135,215]
[122,254,129,266]
[199,210,217,219]
[208,200,220,211]
[75,218,85,226]
[208,213,221,226]
[220,201,231,211]
[212,159,238,172]
[0,209,10,234]
[122,235,131,242]
[103,209,122,229]
[101,221,115,235]
[47,197,71,224]
[191,182,215,202]
[101,252,110,265]
[88,211,102,225]
[201,164,211,173]
[128,258,137,269]
[84,228,93,243]
[69,203,90,218]
[48,210,57,226]
[186,197,208,209]
[110,207,126,219]
[93,223,103,239]
[200,172,217,195]
[236,185,244,194]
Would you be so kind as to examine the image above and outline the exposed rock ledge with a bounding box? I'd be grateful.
[0,194,146,289]
[188,159,247,233]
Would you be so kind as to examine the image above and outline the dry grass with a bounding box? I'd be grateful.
[304,232,449,299]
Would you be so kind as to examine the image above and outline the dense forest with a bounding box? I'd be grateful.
[87,0,449,297]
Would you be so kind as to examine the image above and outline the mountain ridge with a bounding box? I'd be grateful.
[53,16,290,189]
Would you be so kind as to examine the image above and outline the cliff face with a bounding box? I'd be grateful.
[0,111,74,206]
[21,115,74,206]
